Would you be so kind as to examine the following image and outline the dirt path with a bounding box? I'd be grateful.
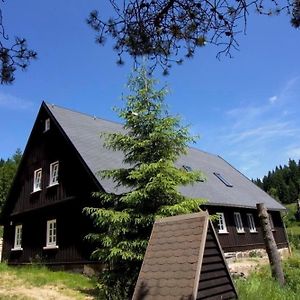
[0,272,94,300]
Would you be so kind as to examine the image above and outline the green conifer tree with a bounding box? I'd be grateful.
[0,149,22,212]
[84,67,205,299]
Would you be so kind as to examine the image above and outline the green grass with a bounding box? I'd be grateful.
[0,226,3,238]
[0,263,98,299]
[236,254,300,300]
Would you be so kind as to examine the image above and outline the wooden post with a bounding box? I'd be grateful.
[257,203,285,286]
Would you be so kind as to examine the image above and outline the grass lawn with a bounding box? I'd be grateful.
[236,254,300,300]
[0,263,98,300]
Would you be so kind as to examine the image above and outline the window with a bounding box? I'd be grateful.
[182,165,193,172]
[247,213,257,233]
[45,219,57,248]
[182,165,205,182]
[213,172,233,187]
[45,118,50,131]
[13,225,22,250]
[234,212,244,233]
[49,161,59,186]
[33,168,42,192]
[216,212,228,233]
[269,213,275,230]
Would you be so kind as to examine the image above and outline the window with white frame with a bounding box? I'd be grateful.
[247,213,257,233]
[33,168,42,192]
[49,161,59,186]
[46,219,57,247]
[268,213,275,230]
[234,212,244,233]
[216,212,228,233]
[45,118,50,132]
[13,225,22,250]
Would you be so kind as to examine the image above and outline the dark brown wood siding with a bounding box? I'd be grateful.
[197,224,237,300]
[2,202,95,264]
[2,107,99,264]
[205,206,288,252]
[8,107,97,215]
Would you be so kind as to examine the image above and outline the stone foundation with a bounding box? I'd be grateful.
[225,247,290,277]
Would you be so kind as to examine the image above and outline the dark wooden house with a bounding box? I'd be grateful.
[0,102,289,266]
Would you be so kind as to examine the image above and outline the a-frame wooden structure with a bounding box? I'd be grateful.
[133,211,238,300]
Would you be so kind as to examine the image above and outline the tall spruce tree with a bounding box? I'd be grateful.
[84,67,205,299]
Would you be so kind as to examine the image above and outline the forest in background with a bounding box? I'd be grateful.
[253,159,300,204]
[0,149,22,213]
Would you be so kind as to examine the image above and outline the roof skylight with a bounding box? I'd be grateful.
[182,165,192,172]
[213,172,233,187]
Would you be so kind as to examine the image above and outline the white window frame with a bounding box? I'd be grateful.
[12,225,23,250]
[247,213,257,233]
[49,161,59,186]
[45,118,50,132]
[33,168,42,192]
[44,219,58,249]
[234,212,245,233]
[269,213,275,230]
[216,212,228,234]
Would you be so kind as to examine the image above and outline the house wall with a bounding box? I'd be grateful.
[205,206,288,252]
[2,108,99,264]
[2,202,94,264]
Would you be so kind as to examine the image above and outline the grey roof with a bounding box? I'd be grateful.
[45,103,285,211]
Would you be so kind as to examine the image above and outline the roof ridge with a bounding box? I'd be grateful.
[45,102,213,157]
[44,102,124,126]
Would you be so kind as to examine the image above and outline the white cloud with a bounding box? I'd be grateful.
[0,92,33,110]
[224,121,299,144]
[269,95,277,104]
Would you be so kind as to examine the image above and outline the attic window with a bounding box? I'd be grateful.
[213,172,233,187]
[182,165,205,182]
[44,118,50,132]
[33,168,42,192]
[49,161,59,186]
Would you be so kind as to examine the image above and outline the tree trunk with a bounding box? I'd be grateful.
[257,203,285,286]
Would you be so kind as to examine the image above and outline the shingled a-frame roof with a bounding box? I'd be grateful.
[44,102,284,211]
[132,211,238,300]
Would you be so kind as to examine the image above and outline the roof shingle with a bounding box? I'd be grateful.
[45,102,285,211]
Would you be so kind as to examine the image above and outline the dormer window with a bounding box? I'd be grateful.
[49,161,59,186]
[33,168,42,192]
[45,118,50,132]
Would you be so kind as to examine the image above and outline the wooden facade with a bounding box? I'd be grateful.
[205,206,288,252]
[1,106,98,265]
[197,224,237,299]
[0,102,289,266]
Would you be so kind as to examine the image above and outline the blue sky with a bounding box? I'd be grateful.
[1,0,299,179]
